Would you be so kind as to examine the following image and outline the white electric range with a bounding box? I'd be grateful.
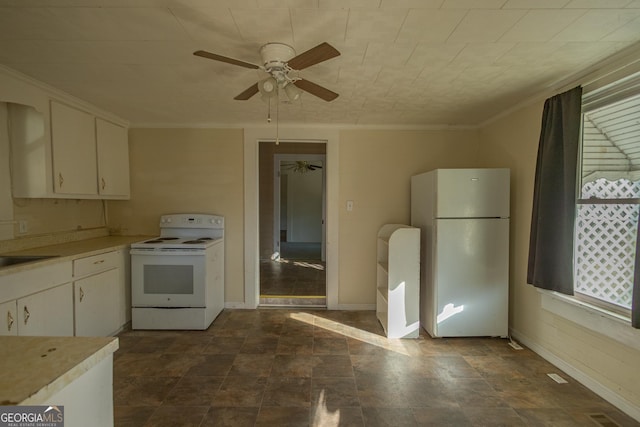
[130,213,224,330]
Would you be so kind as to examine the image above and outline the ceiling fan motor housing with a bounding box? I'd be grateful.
[260,43,296,71]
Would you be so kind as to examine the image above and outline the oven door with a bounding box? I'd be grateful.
[131,249,206,307]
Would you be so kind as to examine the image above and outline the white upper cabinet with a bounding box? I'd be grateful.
[50,101,98,196]
[96,118,130,198]
[3,67,129,199]
[9,101,130,199]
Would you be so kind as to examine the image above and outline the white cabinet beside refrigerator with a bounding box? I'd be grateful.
[411,168,510,338]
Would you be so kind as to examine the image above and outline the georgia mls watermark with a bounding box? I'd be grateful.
[0,405,64,427]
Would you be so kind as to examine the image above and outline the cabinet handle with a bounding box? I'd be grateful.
[93,259,105,265]
[7,311,13,332]
[58,173,64,188]
[79,287,85,302]
[101,177,106,190]
[23,306,30,325]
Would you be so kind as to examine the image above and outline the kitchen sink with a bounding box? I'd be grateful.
[0,255,59,268]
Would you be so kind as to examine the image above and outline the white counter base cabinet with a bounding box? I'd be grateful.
[74,269,119,337]
[73,250,124,337]
[18,283,74,336]
[376,224,420,339]
[2,336,118,427]
[0,261,73,336]
[48,355,114,427]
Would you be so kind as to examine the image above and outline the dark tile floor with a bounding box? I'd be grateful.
[113,309,639,426]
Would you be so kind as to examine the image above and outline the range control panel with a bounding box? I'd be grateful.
[160,214,224,229]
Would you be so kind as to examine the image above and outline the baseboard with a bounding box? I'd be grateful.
[224,302,249,309]
[223,302,375,311]
[510,328,640,422]
[335,304,376,311]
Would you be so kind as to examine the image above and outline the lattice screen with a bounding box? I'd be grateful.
[574,178,640,309]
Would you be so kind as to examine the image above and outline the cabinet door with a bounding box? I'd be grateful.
[0,300,17,336]
[96,118,130,198]
[50,101,97,196]
[18,283,74,336]
[75,269,119,337]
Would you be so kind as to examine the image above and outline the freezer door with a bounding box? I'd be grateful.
[433,218,509,337]
[435,168,510,218]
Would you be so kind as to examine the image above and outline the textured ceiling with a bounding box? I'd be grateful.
[1,0,640,127]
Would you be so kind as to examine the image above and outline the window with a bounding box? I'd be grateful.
[575,81,640,316]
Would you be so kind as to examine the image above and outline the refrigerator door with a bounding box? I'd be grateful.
[435,168,510,218]
[433,218,509,337]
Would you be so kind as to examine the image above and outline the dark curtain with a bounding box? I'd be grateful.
[527,86,582,294]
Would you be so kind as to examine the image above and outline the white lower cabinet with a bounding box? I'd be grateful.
[48,355,114,427]
[0,300,17,336]
[18,283,74,336]
[74,269,119,337]
[0,247,130,339]
[73,250,125,337]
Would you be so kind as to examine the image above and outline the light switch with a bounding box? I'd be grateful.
[346,200,354,211]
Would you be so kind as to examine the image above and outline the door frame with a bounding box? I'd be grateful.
[273,153,326,261]
[243,127,339,310]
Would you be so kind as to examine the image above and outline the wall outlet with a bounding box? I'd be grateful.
[18,220,28,234]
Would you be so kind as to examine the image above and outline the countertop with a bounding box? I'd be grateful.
[0,336,118,405]
[0,235,149,277]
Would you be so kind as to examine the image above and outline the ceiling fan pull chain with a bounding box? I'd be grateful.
[276,90,279,145]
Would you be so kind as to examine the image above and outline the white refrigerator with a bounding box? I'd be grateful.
[411,168,510,338]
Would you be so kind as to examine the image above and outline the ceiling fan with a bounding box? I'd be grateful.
[193,42,340,102]
[281,160,323,173]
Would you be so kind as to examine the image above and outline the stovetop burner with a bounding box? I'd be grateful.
[131,214,224,251]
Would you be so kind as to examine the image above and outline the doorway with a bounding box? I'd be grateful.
[258,142,327,307]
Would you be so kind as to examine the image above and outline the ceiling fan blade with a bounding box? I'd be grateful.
[287,42,340,70]
[294,79,339,102]
[193,50,260,70]
[234,83,259,100]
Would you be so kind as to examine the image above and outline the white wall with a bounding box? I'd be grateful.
[286,166,322,243]
[107,128,245,304]
[0,103,13,240]
[479,100,640,420]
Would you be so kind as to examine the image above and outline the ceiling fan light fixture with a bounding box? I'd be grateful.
[284,83,302,102]
[258,77,278,97]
